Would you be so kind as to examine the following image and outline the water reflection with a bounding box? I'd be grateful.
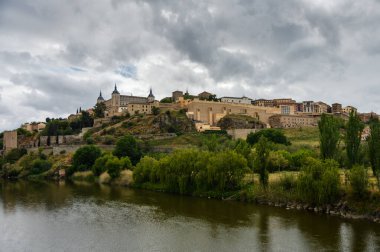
[1,180,380,251]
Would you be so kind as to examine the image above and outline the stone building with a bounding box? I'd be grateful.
[252,99,274,107]
[97,84,158,117]
[269,114,319,128]
[3,130,18,153]
[332,103,342,114]
[186,99,293,126]
[172,91,184,102]
[22,122,46,132]
[314,102,330,114]
[342,106,357,115]
[302,101,315,113]
[198,91,213,100]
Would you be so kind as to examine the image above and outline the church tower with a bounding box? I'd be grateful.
[111,84,120,113]
[97,90,105,104]
[147,87,155,103]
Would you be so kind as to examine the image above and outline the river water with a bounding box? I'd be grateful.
[0,180,379,252]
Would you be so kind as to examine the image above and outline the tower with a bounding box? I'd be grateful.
[97,90,105,104]
[147,87,155,103]
[111,84,120,113]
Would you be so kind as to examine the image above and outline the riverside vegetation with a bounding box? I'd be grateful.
[1,111,380,222]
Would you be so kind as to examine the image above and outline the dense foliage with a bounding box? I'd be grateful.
[247,129,290,146]
[72,145,102,172]
[133,149,248,194]
[113,135,142,165]
[297,158,341,205]
[318,114,341,160]
[368,119,380,187]
[349,165,369,198]
[345,111,364,167]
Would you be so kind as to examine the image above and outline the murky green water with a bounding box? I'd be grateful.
[0,180,379,251]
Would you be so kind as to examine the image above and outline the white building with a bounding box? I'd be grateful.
[220,96,253,104]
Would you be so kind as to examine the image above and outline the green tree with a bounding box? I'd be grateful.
[92,154,112,176]
[207,150,248,192]
[160,97,173,103]
[94,102,106,118]
[152,106,160,115]
[297,158,340,205]
[113,135,142,165]
[72,145,102,172]
[133,156,159,184]
[255,136,270,188]
[247,129,290,146]
[349,165,369,198]
[30,159,52,175]
[345,111,364,167]
[368,119,380,187]
[106,156,123,179]
[318,114,341,160]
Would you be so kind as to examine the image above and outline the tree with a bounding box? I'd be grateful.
[368,118,380,187]
[160,97,173,103]
[106,156,123,179]
[345,111,364,168]
[318,114,341,160]
[349,165,369,198]
[113,135,142,165]
[247,129,290,146]
[72,145,102,172]
[255,136,270,188]
[152,106,160,115]
[94,102,106,118]
[81,111,94,128]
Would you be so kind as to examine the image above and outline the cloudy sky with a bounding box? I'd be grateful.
[1,0,380,131]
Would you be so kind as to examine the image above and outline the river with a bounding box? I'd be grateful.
[0,180,379,251]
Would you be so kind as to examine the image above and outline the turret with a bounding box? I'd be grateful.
[97,90,105,104]
[147,87,155,103]
[111,83,120,108]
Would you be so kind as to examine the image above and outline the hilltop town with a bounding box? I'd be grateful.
[1,83,378,154]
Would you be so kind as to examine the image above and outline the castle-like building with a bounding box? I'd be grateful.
[97,84,158,117]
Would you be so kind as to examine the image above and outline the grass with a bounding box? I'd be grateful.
[282,127,320,148]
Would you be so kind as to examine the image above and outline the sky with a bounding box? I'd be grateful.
[1,0,380,131]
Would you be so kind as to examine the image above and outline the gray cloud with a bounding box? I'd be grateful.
[1,0,380,131]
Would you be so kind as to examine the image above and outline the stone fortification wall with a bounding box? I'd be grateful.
[3,130,18,152]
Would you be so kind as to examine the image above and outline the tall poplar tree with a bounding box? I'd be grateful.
[318,114,341,160]
[345,111,364,168]
[255,136,269,188]
[368,118,380,187]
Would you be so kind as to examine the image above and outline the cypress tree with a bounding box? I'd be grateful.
[345,111,364,168]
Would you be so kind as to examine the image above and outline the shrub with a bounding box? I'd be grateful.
[290,149,314,169]
[106,157,123,179]
[86,137,95,144]
[247,129,290,146]
[279,173,297,191]
[120,156,132,170]
[297,158,340,205]
[267,150,290,172]
[72,145,102,172]
[4,148,27,164]
[92,154,112,176]
[207,150,248,192]
[113,135,142,165]
[30,159,52,175]
[349,165,369,198]
[133,156,159,184]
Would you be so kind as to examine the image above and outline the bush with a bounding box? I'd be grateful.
[30,159,52,175]
[92,154,112,176]
[106,157,123,179]
[297,158,340,205]
[290,149,314,169]
[133,156,159,184]
[349,165,369,198]
[279,173,297,191]
[247,129,290,146]
[267,150,290,172]
[113,135,142,165]
[72,145,102,172]
[4,148,27,164]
